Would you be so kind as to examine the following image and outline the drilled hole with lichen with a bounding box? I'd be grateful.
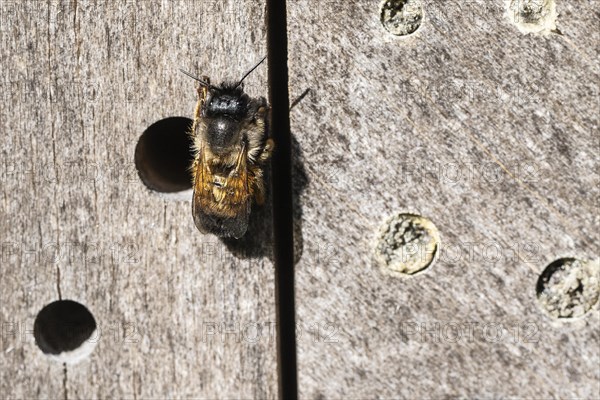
[506,0,558,34]
[380,0,423,36]
[536,258,600,319]
[374,213,439,277]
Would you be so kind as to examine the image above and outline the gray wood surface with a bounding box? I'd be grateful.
[1,0,599,399]
[1,1,276,398]
[288,0,599,398]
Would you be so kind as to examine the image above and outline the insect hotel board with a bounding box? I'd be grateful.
[0,1,598,399]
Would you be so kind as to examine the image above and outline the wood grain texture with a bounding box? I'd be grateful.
[0,1,276,398]
[287,0,599,398]
[2,0,599,399]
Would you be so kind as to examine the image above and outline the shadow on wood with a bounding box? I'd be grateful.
[223,134,308,264]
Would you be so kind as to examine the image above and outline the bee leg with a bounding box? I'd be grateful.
[259,138,274,163]
[253,139,272,205]
[254,178,265,205]
[255,100,269,122]
[194,76,211,119]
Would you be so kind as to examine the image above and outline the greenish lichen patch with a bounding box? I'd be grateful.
[536,258,600,319]
[380,0,424,36]
[374,213,439,277]
[506,0,559,35]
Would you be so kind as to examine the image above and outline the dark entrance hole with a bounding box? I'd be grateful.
[34,300,97,363]
[135,117,195,193]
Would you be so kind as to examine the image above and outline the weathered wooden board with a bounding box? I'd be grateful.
[287,0,599,398]
[1,1,276,398]
[1,0,599,399]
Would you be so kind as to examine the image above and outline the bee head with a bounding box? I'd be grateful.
[180,54,267,114]
[204,84,249,119]
[180,56,267,154]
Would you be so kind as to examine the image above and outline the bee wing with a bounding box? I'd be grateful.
[192,143,251,239]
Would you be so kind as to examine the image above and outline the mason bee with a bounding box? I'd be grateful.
[181,57,273,239]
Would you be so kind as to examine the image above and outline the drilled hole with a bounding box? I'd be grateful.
[374,213,440,277]
[380,0,423,36]
[536,258,600,319]
[34,300,98,364]
[135,117,195,193]
[506,0,558,34]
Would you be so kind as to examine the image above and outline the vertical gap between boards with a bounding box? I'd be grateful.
[266,0,298,399]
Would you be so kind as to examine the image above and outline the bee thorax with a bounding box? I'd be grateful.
[205,118,241,154]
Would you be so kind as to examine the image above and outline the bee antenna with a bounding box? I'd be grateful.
[179,68,217,89]
[236,55,267,87]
